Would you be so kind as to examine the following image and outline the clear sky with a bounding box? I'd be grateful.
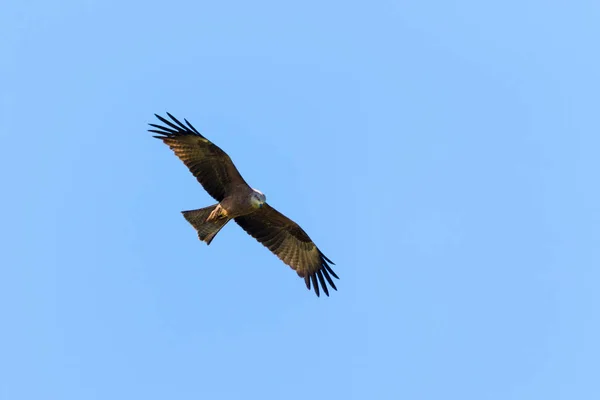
[2,1,599,399]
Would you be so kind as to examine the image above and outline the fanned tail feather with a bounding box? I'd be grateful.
[182,205,230,245]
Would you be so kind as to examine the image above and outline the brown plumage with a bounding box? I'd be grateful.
[149,113,338,296]
[149,114,248,201]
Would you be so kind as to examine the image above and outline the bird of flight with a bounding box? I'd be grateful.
[149,113,338,296]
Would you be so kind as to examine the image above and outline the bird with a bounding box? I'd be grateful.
[149,113,338,296]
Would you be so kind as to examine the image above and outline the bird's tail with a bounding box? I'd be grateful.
[182,204,230,245]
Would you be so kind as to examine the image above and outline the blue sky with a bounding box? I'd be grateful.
[2,0,599,399]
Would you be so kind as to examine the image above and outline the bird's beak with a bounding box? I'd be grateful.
[259,203,263,208]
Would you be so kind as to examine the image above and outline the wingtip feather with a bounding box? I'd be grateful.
[321,268,337,290]
[150,113,206,139]
[316,271,329,297]
[311,274,320,297]
[323,263,339,280]
[320,251,335,265]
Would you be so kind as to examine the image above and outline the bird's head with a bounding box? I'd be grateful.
[251,188,267,208]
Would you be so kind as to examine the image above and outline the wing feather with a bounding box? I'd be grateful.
[321,268,337,290]
[234,204,338,297]
[264,232,285,249]
[316,271,329,297]
[150,113,249,201]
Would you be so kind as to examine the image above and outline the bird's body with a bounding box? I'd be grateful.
[149,113,338,296]
[213,187,265,219]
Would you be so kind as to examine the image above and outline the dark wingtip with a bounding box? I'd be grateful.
[150,113,205,139]
[184,118,202,134]
[316,270,329,297]
[320,251,335,265]
[311,274,320,297]
[321,268,337,291]
[166,112,186,129]
[298,250,339,297]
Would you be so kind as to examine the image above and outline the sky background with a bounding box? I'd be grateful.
[2,1,599,399]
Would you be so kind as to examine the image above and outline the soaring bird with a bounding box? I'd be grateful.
[149,113,338,296]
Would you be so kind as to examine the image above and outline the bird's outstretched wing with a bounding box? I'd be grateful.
[149,113,249,201]
[234,204,338,297]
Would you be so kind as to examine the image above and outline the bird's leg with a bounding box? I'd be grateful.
[206,204,228,222]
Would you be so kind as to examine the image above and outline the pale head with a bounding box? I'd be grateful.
[250,188,267,208]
